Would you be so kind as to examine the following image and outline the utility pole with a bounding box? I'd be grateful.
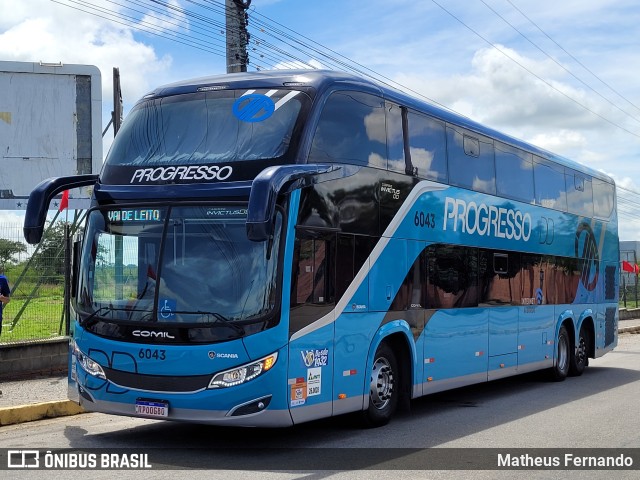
[226,0,251,73]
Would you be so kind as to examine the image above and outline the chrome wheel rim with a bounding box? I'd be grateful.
[558,334,569,372]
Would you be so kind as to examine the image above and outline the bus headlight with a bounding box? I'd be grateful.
[208,352,278,389]
[73,343,106,379]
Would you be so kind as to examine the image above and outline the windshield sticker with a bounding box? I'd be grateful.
[233,93,275,122]
[233,90,301,123]
[205,207,248,218]
[158,299,176,320]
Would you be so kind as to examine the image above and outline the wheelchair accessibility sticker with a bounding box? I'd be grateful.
[159,299,176,319]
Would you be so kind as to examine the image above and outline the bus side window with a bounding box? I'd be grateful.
[478,250,521,305]
[592,178,615,218]
[534,157,567,211]
[447,126,496,195]
[566,170,594,217]
[406,112,447,182]
[495,142,534,204]
[386,102,405,174]
[289,234,336,336]
[292,237,332,306]
[390,247,427,311]
[426,245,479,309]
[309,91,387,169]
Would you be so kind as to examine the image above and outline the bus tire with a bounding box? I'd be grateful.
[362,342,398,428]
[569,325,589,376]
[550,325,570,382]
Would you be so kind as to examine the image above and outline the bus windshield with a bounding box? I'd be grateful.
[77,205,283,330]
[105,89,306,166]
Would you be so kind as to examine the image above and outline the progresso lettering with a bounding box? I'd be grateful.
[443,197,532,241]
[130,165,233,183]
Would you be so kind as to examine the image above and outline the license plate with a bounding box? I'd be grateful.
[135,399,169,418]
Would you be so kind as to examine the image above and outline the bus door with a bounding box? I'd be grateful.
[287,233,335,423]
[484,251,519,380]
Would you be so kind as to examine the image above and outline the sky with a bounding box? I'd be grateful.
[0,0,639,239]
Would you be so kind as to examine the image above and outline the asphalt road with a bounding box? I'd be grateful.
[1,333,639,479]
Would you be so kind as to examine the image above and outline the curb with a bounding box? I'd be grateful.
[0,400,85,427]
[620,326,640,334]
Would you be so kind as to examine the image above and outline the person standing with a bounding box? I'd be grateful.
[0,267,11,336]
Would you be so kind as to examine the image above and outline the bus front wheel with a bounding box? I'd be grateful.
[362,343,398,427]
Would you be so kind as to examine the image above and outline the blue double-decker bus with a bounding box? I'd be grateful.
[24,70,618,427]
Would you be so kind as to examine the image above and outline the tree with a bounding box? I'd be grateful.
[31,221,70,284]
[0,238,27,268]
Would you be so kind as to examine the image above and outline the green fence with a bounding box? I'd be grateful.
[0,216,76,345]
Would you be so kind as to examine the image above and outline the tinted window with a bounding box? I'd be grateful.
[479,250,521,305]
[534,157,567,211]
[447,126,496,194]
[593,178,615,218]
[391,249,427,311]
[426,245,479,308]
[386,102,405,173]
[566,171,594,217]
[495,142,534,203]
[309,91,387,168]
[106,89,304,166]
[406,112,447,182]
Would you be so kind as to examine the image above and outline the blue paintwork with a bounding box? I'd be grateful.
[59,70,619,426]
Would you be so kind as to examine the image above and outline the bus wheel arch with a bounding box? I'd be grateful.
[362,333,411,427]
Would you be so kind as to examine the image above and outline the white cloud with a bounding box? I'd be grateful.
[0,0,176,160]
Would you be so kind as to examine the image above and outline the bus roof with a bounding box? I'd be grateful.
[145,69,613,185]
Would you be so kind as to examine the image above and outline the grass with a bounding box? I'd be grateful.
[1,287,66,344]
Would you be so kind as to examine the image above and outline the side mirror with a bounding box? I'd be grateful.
[23,174,98,244]
[246,165,332,241]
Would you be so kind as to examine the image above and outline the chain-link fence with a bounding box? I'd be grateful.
[0,218,73,345]
[620,274,640,308]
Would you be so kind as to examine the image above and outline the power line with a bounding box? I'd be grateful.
[478,0,640,127]
[429,0,640,139]
[504,0,640,116]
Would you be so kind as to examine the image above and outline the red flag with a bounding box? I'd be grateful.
[622,261,634,273]
[58,190,69,212]
[146,264,156,280]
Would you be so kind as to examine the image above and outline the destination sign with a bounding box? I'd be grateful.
[107,209,163,222]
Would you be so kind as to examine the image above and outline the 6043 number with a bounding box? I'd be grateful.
[414,211,436,228]
[138,348,166,361]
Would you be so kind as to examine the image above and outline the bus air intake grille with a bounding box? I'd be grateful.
[604,265,616,300]
[605,307,616,347]
[102,367,212,393]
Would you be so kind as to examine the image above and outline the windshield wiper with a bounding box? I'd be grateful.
[80,306,113,328]
[194,311,246,335]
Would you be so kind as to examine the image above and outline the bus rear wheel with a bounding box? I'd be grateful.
[361,343,398,427]
[569,325,589,376]
[550,325,570,382]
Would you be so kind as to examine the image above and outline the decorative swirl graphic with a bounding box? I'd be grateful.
[575,222,599,292]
